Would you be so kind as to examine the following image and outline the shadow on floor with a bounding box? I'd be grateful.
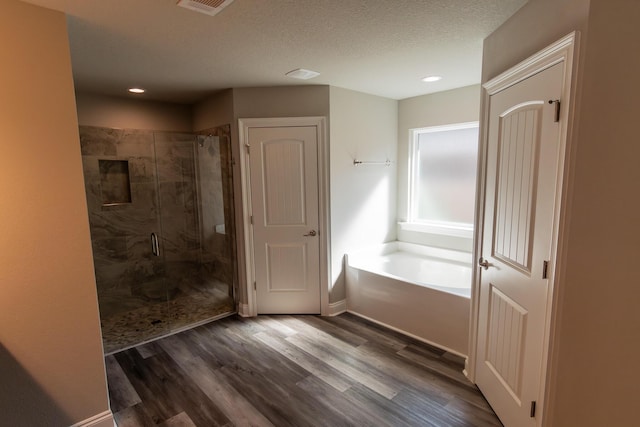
[0,342,73,426]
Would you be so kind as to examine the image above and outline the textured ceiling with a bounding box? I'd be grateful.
[24,0,527,104]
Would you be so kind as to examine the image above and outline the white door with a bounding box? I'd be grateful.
[248,126,321,314]
[475,63,564,426]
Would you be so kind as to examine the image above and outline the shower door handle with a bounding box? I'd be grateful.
[151,233,160,257]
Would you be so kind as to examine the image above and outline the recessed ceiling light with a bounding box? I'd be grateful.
[422,76,442,83]
[285,68,320,80]
[128,88,145,94]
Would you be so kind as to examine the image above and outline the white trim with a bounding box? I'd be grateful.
[70,410,114,427]
[347,310,467,359]
[238,117,330,317]
[238,120,257,317]
[398,221,474,238]
[238,303,252,317]
[483,32,578,95]
[411,121,480,134]
[327,299,347,316]
[468,31,579,427]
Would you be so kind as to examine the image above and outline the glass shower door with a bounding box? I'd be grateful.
[81,125,236,354]
[80,126,171,353]
[154,127,236,333]
[154,132,204,330]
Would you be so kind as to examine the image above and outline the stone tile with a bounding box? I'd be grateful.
[79,126,121,156]
[116,130,154,158]
[92,237,128,262]
[129,181,158,210]
[101,283,234,354]
[127,156,156,184]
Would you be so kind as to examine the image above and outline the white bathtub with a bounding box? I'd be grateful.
[345,242,471,356]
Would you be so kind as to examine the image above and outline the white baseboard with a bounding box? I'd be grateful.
[70,410,114,427]
[327,299,347,316]
[238,303,252,317]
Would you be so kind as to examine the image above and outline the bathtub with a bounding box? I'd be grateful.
[345,242,471,356]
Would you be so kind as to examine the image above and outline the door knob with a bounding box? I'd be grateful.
[303,230,317,237]
[478,257,490,270]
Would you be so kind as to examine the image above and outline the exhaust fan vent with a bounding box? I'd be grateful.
[177,0,235,17]
[285,68,321,80]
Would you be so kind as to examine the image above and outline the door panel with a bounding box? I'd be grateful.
[494,104,541,273]
[485,285,527,402]
[262,139,307,225]
[249,126,320,314]
[266,243,308,291]
[476,63,563,426]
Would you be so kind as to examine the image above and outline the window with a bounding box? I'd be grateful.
[406,122,479,237]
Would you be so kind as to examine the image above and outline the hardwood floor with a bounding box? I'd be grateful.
[106,313,502,427]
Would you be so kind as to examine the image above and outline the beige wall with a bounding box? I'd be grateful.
[483,0,640,425]
[192,89,234,131]
[0,1,111,425]
[329,87,398,302]
[549,1,640,425]
[232,85,330,119]
[396,85,481,251]
[482,0,590,82]
[76,92,193,131]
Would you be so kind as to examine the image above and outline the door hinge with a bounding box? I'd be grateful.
[542,260,549,279]
[548,99,561,122]
[530,401,537,418]
[250,215,253,225]
[254,281,257,290]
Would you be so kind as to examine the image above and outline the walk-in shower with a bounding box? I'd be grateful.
[79,124,236,353]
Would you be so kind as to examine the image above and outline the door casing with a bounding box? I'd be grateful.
[467,32,579,426]
[238,117,330,317]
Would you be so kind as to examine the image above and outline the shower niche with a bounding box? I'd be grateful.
[98,159,132,205]
[79,125,236,353]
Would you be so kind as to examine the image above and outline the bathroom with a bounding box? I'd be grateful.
[9,1,640,426]
[76,83,480,356]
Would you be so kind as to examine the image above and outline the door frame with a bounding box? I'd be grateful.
[467,32,578,425]
[238,117,330,317]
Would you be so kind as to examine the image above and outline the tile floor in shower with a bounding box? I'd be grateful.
[99,279,234,354]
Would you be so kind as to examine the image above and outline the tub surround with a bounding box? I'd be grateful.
[346,242,471,356]
[347,242,472,297]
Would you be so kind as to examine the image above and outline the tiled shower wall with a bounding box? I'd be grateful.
[79,125,234,321]
[81,126,166,310]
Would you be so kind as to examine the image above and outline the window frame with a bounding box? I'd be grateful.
[404,121,479,238]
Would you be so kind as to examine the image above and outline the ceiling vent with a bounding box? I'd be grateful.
[177,0,235,17]
[285,69,321,80]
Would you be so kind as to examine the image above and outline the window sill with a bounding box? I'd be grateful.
[398,221,474,239]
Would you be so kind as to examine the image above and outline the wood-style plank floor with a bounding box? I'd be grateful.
[106,313,502,427]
